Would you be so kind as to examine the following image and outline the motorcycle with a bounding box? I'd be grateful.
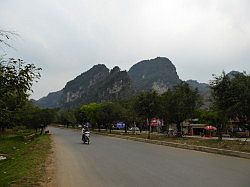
[82,131,90,144]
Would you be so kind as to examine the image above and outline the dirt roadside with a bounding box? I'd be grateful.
[41,135,56,187]
[42,131,90,187]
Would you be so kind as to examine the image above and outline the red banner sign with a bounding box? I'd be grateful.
[149,118,160,127]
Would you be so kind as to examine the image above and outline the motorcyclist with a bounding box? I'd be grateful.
[82,125,89,142]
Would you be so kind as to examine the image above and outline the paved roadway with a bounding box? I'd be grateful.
[50,127,250,187]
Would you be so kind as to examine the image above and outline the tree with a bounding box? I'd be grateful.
[0,30,41,132]
[15,101,41,131]
[162,82,201,137]
[97,102,125,133]
[159,91,172,134]
[74,108,87,126]
[80,103,102,130]
[0,58,41,132]
[37,109,56,134]
[58,110,77,128]
[194,109,219,125]
[210,72,250,140]
[80,102,125,133]
[210,72,236,140]
[229,73,250,128]
[118,99,140,133]
[15,101,56,134]
[133,91,161,138]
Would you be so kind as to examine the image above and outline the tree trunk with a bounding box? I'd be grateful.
[40,126,44,135]
[139,123,142,133]
[218,132,222,141]
[109,124,112,134]
[0,125,6,133]
[217,124,223,141]
[166,123,169,136]
[176,122,182,137]
[98,124,101,132]
[147,118,151,139]
[125,123,127,134]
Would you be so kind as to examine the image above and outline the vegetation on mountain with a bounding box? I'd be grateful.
[64,64,109,93]
[128,57,181,92]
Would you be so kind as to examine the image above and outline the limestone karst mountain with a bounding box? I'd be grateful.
[35,57,214,108]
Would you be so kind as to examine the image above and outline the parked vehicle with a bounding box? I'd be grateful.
[229,127,249,138]
[128,127,140,131]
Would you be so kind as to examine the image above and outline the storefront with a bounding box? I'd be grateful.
[183,124,207,136]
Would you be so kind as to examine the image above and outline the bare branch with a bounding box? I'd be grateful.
[0,30,19,49]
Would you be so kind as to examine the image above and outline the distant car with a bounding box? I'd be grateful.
[128,127,140,131]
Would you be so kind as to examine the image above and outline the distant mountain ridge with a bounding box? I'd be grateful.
[128,57,181,94]
[186,80,209,94]
[35,90,62,108]
[35,57,240,109]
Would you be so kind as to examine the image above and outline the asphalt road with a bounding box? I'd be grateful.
[50,127,250,187]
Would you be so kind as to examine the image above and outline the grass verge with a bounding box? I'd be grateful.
[0,129,52,186]
[94,130,250,153]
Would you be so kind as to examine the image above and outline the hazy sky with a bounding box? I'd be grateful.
[0,0,249,99]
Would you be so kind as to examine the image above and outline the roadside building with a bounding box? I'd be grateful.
[182,123,206,136]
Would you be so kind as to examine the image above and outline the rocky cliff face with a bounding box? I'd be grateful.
[186,80,209,94]
[128,57,181,93]
[60,64,109,108]
[35,64,133,108]
[34,90,62,108]
[186,79,211,108]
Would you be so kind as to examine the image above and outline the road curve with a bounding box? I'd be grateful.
[49,127,250,187]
